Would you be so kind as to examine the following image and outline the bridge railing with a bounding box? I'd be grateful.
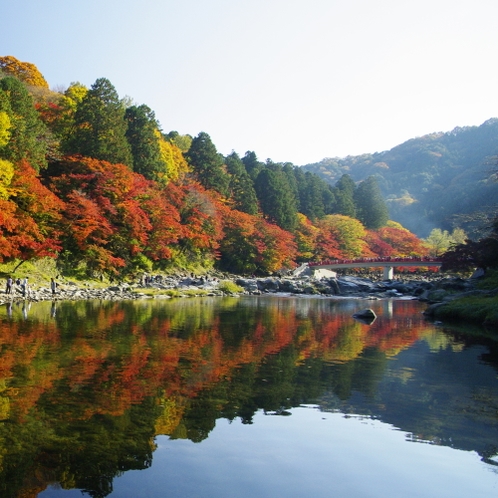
[308,256,443,267]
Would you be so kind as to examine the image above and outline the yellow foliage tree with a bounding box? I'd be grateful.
[294,213,319,260]
[63,82,88,110]
[156,131,190,183]
[318,214,367,258]
[0,111,11,147]
[386,220,409,231]
[0,158,14,199]
[0,56,49,88]
[37,83,88,149]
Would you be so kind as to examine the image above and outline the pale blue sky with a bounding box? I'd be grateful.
[2,0,498,164]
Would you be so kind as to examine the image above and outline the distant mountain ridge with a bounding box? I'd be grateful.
[301,119,498,237]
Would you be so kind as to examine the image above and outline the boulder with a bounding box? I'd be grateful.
[352,308,377,324]
[257,278,280,292]
[433,277,473,292]
[338,276,377,293]
[302,286,317,295]
[235,278,259,292]
[278,279,303,293]
[385,282,412,294]
[336,280,361,294]
[353,308,377,319]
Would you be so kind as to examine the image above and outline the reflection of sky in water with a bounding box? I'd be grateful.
[40,406,498,498]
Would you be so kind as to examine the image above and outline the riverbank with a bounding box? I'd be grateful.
[0,266,462,305]
[2,266,497,329]
[422,269,498,327]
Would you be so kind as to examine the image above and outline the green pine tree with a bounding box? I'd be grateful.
[241,151,264,181]
[125,104,163,180]
[186,132,229,196]
[333,174,357,217]
[254,165,298,231]
[225,151,259,215]
[67,77,133,166]
[0,76,49,171]
[354,176,389,229]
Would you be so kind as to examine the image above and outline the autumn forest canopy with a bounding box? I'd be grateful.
[0,55,487,277]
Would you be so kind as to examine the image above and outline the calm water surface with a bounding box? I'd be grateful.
[0,296,497,497]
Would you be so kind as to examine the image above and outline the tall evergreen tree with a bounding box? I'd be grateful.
[292,166,307,213]
[165,130,192,152]
[254,166,298,231]
[282,163,300,210]
[321,183,336,215]
[242,151,264,181]
[333,174,357,217]
[354,175,389,229]
[302,171,327,220]
[67,77,133,166]
[125,104,163,180]
[186,132,229,196]
[225,151,259,215]
[0,76,49,171]
[292,167,335,219]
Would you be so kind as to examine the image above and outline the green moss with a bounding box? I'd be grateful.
[434,295,498,326]
[476,269,498,290]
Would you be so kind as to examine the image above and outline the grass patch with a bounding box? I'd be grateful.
[218,280,244,294]
[133,288,212,298]
[434,294,498,327]
[0,258,58,286]
[476,269,498,290]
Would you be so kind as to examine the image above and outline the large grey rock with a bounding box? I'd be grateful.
[338,276,377,292]
[235,278,259,292]
[257,278,280,292]
[302,286,318,294]
[433,277,473,292]
[385,282,412,294]
[278,279,303,293]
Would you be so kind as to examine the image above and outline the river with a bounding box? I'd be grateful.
[0,296,497,497]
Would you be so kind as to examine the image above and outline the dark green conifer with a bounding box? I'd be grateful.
[354,175,389,229]
[254,165,298,231]
[225,151,259,215]
[0,76,49,171]
[333,174,357,217]
[186,132,229,196]
[67,77,133,166]
[125,104,163,180]
[241,151,264,180]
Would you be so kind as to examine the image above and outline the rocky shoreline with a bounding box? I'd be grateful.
[0,266,478,307]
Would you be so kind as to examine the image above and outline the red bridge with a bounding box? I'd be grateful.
[308,257,443,279]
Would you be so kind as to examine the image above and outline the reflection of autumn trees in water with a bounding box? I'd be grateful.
[0,298,440,425]
[0,297,493,497]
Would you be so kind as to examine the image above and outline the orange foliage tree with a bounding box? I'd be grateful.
[375,224,427,257]
[294,213,319,261]
[0,160,63,266]
[363,229,396,257]
[218,206,297,274]
[0,55,49,88]
[315,214,367,259]
[49,156,186,273]
[176,184,225,266]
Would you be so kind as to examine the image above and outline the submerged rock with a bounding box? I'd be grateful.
[353,308,377,319]
[352,308,377,324]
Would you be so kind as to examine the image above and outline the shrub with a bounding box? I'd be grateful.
[218,280,244,294]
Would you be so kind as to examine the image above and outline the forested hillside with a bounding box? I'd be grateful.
[302,120,498,237]
[0,56,433,277]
